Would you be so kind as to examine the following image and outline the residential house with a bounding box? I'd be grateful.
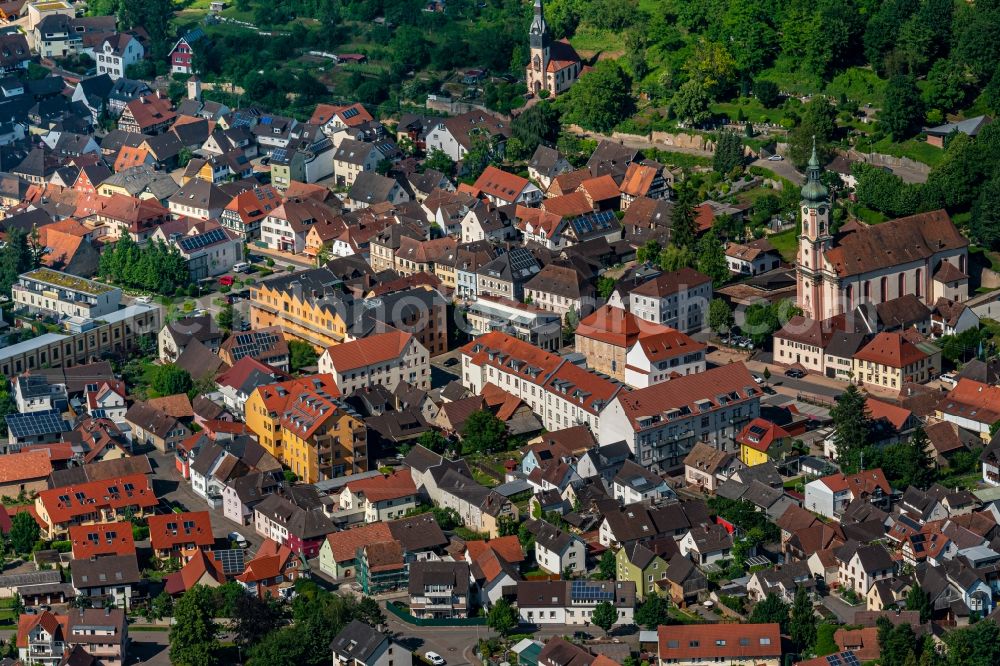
[524,519,586,575]
[168,28,205,74]
[853,332,940,393]
[17,608,129,666]
[69,554,141,610]
[123,401,190,453]
[597,362,760,472]
[95,33,144,81]
[408,561,471,619]
[218,327,290,372]
[358,540,408,595]
[619,162,668,209]
[253,492,336,558]
[318,523,393,580]
[157,315,222,363]
[738,418,794,467]
[616,541,668,601]
[656,624,781,666]
[338,471,418,523]
[725,240,782,276]
[804,469,892,519]
[118,95,176,135]
[661,553,708,607]
[471,166,542,207]
[940,379,1000,442]
[523,264,594,324]
[612,460,673,504]
[330,620,411,666]
[12,374,68,414]
[220,184,283,240]
[516,579,635,626]
[622,328,706,388]
[260,196,344,255]
[424,110,510,162]
[618,267,713,334]
[476,247,542,302]
[678,524,733,566]
[147,511,214,563]
[333,139,388,188]
[167,178,230,221]
[35,473,157,538]
[236,538,308,599]
[528,145,571,190]
[215,356,291,414]
[682,442,744,493]
[837,541,895,596]
[68,522,135,560]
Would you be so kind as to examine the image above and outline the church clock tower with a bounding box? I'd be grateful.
[796,140,831,320]
[527,0,551,96]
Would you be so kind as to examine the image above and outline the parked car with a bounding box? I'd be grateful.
[785,368,806,379]
[136,295,152,304]
[768,154,784,161]
[219,275,235,286]
[753,375,765,385]
[939,372,958,388]
[228,531,248,548]
[425,653,446,666]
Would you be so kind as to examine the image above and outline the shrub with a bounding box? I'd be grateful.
[50,541,72,553]
[265,257,275,267]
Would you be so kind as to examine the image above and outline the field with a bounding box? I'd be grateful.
[768,227,799,263]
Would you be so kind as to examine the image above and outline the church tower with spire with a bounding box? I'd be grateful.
[796,139,832,320]
[525,0,581,98]
[527,0,551,97]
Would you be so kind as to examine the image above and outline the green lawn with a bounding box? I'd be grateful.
[710,98,786,125]
[870,136,945,167]
[568,27,622,55]
[853,206,889,225]
[825,67,887,107]
[814,623,840,657]
[768,228,799,262]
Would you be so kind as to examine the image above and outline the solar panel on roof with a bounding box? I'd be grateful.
[5,410,69,439]
[179,228,227,251]
[213,549,246,575]
[272,148,287,163]
[342,107,359,119]
[570,580,613,600]
[229,330,279,362]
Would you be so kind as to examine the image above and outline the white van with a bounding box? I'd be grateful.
[232,261,250,273]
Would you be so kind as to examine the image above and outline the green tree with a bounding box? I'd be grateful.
[941,617,1000,665]
[461,410,507,454]
[510,102,561,160]
[518,520,536,551]
[150,591,173,620]
[971,176,1000,251]
[232,593,281,652]
[0,228,34,295]
[178,148,194,168]
[8,512,37,554]
[830,383,872,474]
[672,79,711,125]
[422,149,455,176]
[150,364,194,396]
[658,244,695,271]
[169,585,220,666]
[417,430,449,454]
[906,583,932,623]
[789,586,817,651]
[788,98,836,169]
[669,180,698,250]
[709,299,734,337]
[591,600,618,633]
[696,230,730,286]
[713,132,744,175]
[217,302,234,332]
[749,593,790,632]
[877,617,921,666]
[486,598,518,636]
[754,79,780,108]
[897,426,936,490]
[636,240,662,265]
[597,550,617,580]
[635,594,671,630]
[119,0,174,59]
[355,596,385,628]
[289,340,318,373]
[597,276,616,300]
[497,515,519,537]
[923,59,968,114]
[880,75,924,141]
[560,60,632,133]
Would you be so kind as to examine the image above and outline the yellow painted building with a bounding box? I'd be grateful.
[737,418,792,467]
[244,373,367,483]
[249,277,350,351]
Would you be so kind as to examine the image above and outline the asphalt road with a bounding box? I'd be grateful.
[751,157,803,183]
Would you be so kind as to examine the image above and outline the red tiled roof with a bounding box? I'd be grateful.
[0,450,52,484]
[620,163,658,197]
[465,535,525,564]
[323,523,393,563]
[818,469,891,495]
[658,623,781,660]
[615,363,757,431]
[736,418,791,453]
[38,473,157,526]
[148,511,214,551]
[237,538,296,583]
[224,184,282,223]
[343,471,416,503]
[252,374,341,415]
[146,393,194,419]
[629,267,712,298]
[632,328,706,361]
[939,378,1000,425]
[541,191,593,218]
[124,95,176,130]
[309,103,373,128]
[693,203,714,232]
[164,548,226,594]
[866,398,912,431]
[322,331,413,373]
[472,166,529,203]
[576,305,670,348]
[17,611,68,648]
[69,521,136,559]
[579,174,620,202]
[854,332,928,369]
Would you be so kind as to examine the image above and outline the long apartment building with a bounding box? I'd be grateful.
[249,267,448,355]
[597,363,761,473]
[35,473,158,539]
[459,331,624,433]
[13,268,121,318]
[0,304,160,378]
[244,374,367,483]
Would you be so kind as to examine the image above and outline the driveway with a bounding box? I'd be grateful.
[146,450,263,552]
[822,593,862,624]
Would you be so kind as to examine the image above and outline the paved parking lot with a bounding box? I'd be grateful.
[145,450,263,553]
